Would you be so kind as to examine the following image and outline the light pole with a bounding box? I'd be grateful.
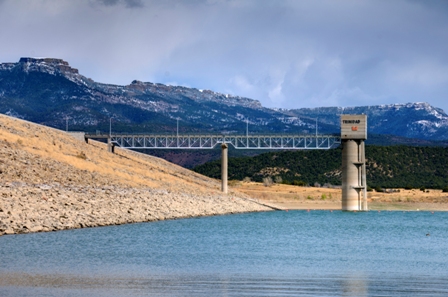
[246,117,249,148]
[108,117,114,153]
[176,117,179,147]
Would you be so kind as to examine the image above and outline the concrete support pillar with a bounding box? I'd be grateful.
[107,138,115,153]
[221,143,228,194]
[342,139,361,211]
[361,141,368,211]
[341,114,368,211]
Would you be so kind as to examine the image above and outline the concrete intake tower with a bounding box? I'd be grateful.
[341,115,368,211]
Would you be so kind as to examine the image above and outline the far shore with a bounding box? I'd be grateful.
[234,182,448,211]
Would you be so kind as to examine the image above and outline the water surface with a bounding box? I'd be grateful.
[1,210,447,296]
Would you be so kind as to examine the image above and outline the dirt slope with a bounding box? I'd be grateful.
[0,114,271,235]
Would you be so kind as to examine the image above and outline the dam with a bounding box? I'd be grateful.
[83,115,368,211]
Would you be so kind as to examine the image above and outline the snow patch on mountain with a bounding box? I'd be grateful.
[1,57,448,141]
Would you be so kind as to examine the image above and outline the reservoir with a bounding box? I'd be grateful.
[1,210,448,296]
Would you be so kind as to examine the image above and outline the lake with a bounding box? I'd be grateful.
[1,210,447,296]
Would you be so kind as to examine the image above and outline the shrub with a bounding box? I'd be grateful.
[242,177,251,183]
[263,177,273,187]
[228,180,240,186]
[443,187,448,193]
[367,186,373,192]
[274,176,283,184]
[293,180,306,187]
[375,186,384,193]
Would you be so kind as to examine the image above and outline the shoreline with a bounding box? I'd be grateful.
[0,181,274,236]
[236,182,448,212]
[257,201,448,211]
[2,182,446,236]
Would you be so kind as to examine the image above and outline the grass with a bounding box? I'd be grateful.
[236,181,448,211]
[0,113,225,194]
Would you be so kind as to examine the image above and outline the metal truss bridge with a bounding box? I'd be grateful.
[85,133,341,150]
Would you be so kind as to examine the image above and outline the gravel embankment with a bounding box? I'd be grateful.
[0,182,269,235]
[0,114,272,236]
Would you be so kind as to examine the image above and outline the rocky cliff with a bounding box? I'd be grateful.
[1,57,447,141]
[0,57,285,135]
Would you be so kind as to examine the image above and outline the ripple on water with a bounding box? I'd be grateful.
[1,210,448,296]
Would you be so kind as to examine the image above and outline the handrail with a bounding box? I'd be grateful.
[85,133,341,150]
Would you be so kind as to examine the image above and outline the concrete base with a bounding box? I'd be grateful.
[67,132,86,142]
[107,138,115,153]
[342,139,367,211]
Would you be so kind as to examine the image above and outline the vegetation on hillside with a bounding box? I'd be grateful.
[193,146,448,189]
[140,133,448,169]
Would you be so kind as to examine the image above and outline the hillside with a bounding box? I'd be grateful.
[193,146,448,189]
[131,132,448,169]
[0,114,271,236]
[0,57,308,135]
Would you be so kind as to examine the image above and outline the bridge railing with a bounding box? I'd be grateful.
[85,133,341,150]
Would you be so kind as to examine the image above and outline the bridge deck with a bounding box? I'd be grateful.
[85,133,341,150]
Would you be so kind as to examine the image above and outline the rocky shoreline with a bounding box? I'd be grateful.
[0,182,270,235]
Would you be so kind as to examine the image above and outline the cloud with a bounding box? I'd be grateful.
[0,0,447,112]
[98,0,119,6]
[96,0,143,8]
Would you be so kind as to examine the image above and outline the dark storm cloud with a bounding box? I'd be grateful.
[408,0,448,12]
[126,0,143,8]
[0,0,447,112]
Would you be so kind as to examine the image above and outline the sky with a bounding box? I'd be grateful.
[1,0,448,112]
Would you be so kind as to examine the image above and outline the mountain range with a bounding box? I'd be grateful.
[1,57,448,143]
